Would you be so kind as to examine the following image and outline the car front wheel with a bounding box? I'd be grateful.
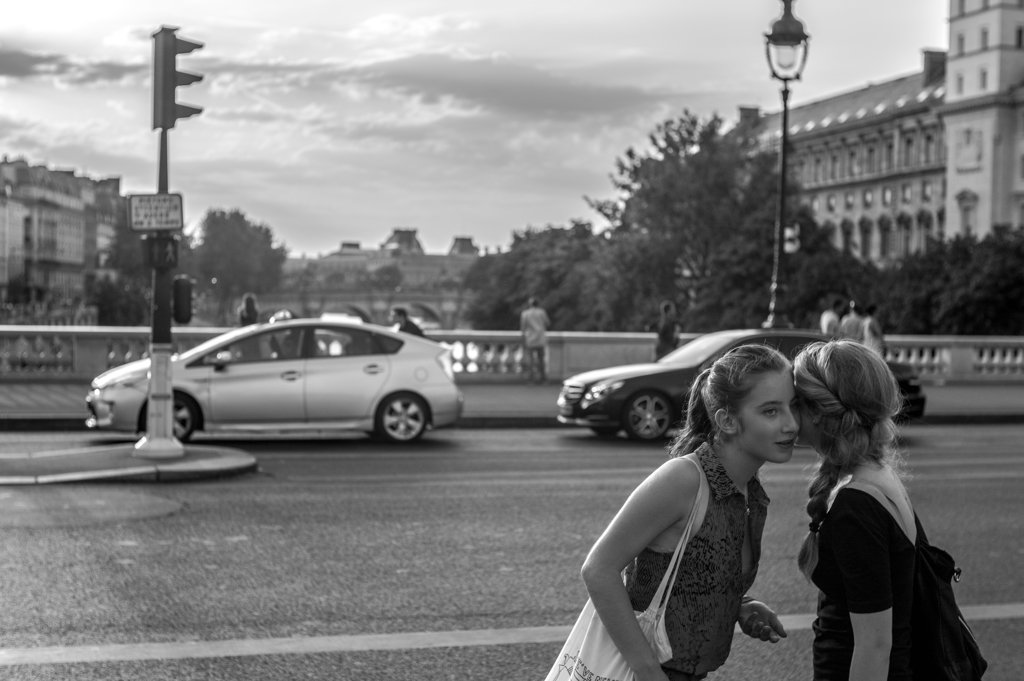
[622,391,673,441]
[137,392,201,443]
[375,393,429,442]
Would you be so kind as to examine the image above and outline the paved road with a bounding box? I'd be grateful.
[0,425,1021,680]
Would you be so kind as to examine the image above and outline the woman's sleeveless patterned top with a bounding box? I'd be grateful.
[624,443,769,676]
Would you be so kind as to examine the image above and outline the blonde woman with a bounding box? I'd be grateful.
[794,340,915,680]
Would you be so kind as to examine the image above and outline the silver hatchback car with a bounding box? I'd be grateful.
[86,318,463,442]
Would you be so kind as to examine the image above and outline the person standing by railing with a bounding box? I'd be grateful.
[520,297,551,384]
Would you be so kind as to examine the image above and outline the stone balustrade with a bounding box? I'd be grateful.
[0,324,1021,385]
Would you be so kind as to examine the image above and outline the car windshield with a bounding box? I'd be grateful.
[658,330,753,367]
[176,326,263,362]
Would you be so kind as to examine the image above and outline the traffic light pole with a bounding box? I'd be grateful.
[134,128,184,458]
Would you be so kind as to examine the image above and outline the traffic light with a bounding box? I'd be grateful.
[173,275,194,324]
[152,26,203,130]
[141,234,179,269]
[783,224,801,253]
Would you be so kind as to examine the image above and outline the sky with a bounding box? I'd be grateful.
[0,1,948,257]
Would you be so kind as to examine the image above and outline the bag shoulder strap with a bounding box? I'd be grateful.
[680,453,710,535]
[845,480,916,545]
[643,455,708,615]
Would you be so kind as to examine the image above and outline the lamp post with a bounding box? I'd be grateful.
[763,0,809,328]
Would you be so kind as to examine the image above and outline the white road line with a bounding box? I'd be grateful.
[1,602,1021,666]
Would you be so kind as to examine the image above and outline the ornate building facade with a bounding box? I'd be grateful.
[748,0,1024,263]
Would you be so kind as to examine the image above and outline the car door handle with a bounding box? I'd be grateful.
[280,371,301,381]
[363,364,384,375]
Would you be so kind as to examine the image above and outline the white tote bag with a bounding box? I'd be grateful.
[544,456,708,681]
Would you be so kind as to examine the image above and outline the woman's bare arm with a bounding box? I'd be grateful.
[849,609,893,681]
[580,457,700,681]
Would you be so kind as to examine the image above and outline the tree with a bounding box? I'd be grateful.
[874,227,1024,335]
[587,113,767,323]
[190,209,288,323]
[90,196,153,326]
[463,221,613,330]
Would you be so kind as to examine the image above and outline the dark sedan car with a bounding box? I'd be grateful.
[556,329,926,440]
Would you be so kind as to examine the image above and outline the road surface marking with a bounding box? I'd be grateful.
[0,602,1021,665]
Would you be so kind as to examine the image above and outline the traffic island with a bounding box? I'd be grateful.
[0,445,257,485]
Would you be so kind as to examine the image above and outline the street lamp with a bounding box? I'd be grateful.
[763,0,809,328]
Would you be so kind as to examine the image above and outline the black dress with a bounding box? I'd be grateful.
[811,488,916,680]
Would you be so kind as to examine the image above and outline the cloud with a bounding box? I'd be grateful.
[345,14,478,43]
[200,51,663,125]
[0,46,145,85]
[353,54,663,121]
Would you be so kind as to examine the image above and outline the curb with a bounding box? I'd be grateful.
[0,445,258,485]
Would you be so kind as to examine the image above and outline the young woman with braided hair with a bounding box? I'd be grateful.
[793,340,916,680]
[580,344,798,681]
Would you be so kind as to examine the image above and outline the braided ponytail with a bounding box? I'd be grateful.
[797,460,840,579]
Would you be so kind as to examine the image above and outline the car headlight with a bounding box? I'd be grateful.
[581,380,625,409]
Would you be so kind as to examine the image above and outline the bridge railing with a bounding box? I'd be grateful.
[0,325,1021,384]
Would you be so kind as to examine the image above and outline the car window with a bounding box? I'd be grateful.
[213,328,305,363]
[659,331,750,366]
[312,327,378,358]
[725,334,822,362]
[373,334,404,355]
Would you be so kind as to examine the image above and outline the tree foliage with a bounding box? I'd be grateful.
[874,226,1024,335]
[463,221,614,330]
[190,209,288,322]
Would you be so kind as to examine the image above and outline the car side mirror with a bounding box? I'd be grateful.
[213,350,233,371]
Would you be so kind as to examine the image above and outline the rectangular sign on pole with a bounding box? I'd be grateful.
[129,193,184,232]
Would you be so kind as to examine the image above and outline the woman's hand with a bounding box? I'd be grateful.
[737,600,787,643]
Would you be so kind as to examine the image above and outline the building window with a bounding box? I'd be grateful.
[981,68,988,90]
[957,73,964,94]
[981,27,989,50]
[860,222,873,259]
[923,180,933,201]
[885,142,894,170]
[827,194,837,212]
[845,192,855,209]
[830,154,839,180]
[957,33,965,56]
[883,187,893,206]
[1017,27,1023,48]
[848,150,857,177]
[814,157,822,183]
[904,136,915,167]
[959,0,965,14]
[812,196,820,213]
[867,146,876,173]
[863,189,873,207]
[924,134,934,163]
[902,183,913,203]
[983,0,989,8]
[961,205,975,235]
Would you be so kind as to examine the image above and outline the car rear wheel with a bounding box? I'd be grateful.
[622,391,673,441]
[375,393,429,442]
[137,392,201,443]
